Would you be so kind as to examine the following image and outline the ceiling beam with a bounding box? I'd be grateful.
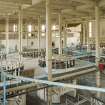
[71,0,94,5]
[76,4,94,10]
[22,11,41,16]
[32,0,44,5]
[0,0,32,5]
[0,6,18,10]
[62,9,88,17]
[51,3,75,10]
[0,9,15,15]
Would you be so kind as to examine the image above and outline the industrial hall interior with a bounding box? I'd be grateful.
[1,0,105,105]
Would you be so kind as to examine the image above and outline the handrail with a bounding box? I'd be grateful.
[77,94,90,102]
[66,98,74,105]
[92,96,105,104]
[78,94,105,105]
[65,94,88,105]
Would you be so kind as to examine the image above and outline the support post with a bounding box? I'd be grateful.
[86,21,90,52]
[59,14,62,54]
[3,76,6,105]
[38,16,41,57]
[26,22,28,48]
[80,24,83,45]
[95,5,101,97]
[83,22,86,45]
[2,72,7,105]
[73,79,77,97]
[46,0,52,105]
[63,23,67,48]
[95,6,100,65]
[18,6,23,62]
[26,32,28,48]
[6,17,9,55]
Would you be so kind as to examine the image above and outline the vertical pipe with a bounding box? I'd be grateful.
[59,14,62,54]
[95,5,101,97]
[18,6,23,62]
[38,16,41,57]
[44,88,45,101]
[46,0,52,105]
[6,17,9,55]
[3,74,7,105]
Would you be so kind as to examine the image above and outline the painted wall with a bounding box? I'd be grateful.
[92,20,105,37]
[67,32,80,47]
[1,37,46,51]
[66,25,81,47]
[0,24,81,51]
[89,20,105,44]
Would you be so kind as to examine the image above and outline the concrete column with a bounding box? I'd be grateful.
[46,0,52,105]
[80,23,83,45]
[86,21,90,52]
[18,6,23,62]
[63,23,67,48]
[82,23,85,45]
[80,24,83,45]
[46,0,52,81]
[73,79,77,97]
[38,16,41,56]
[95,6,100,65]
[6,17,9,54]
[95,5,101,97]
[80,33,83,45]
[26,23,28,48]
[26,32,28,48]
[59,14,62,54]
[83,22,86,45]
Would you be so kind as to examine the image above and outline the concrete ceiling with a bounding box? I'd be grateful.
[0,0,105,24]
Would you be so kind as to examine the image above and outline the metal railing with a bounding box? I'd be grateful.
[65,93,105,105]
[91,96,105,105]
[65,94,88,105]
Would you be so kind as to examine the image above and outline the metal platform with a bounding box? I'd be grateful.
[37,60,96,81]
[0,53,97,99]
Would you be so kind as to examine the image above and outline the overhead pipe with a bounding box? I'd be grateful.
[3,73,105,93]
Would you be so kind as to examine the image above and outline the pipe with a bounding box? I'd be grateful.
[53,67,96,81]
[3,72,7,105]
[3,73,105,93]
[6,85,49,99]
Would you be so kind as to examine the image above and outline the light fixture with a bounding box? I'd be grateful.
[89,22,92,38]
[28,33,31,37]
[13,24,17,32]
[28,24,32,32]
[52,25,56,30]
[56,35,60,38]
[42,25,45,31]
[42,33,45,37]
